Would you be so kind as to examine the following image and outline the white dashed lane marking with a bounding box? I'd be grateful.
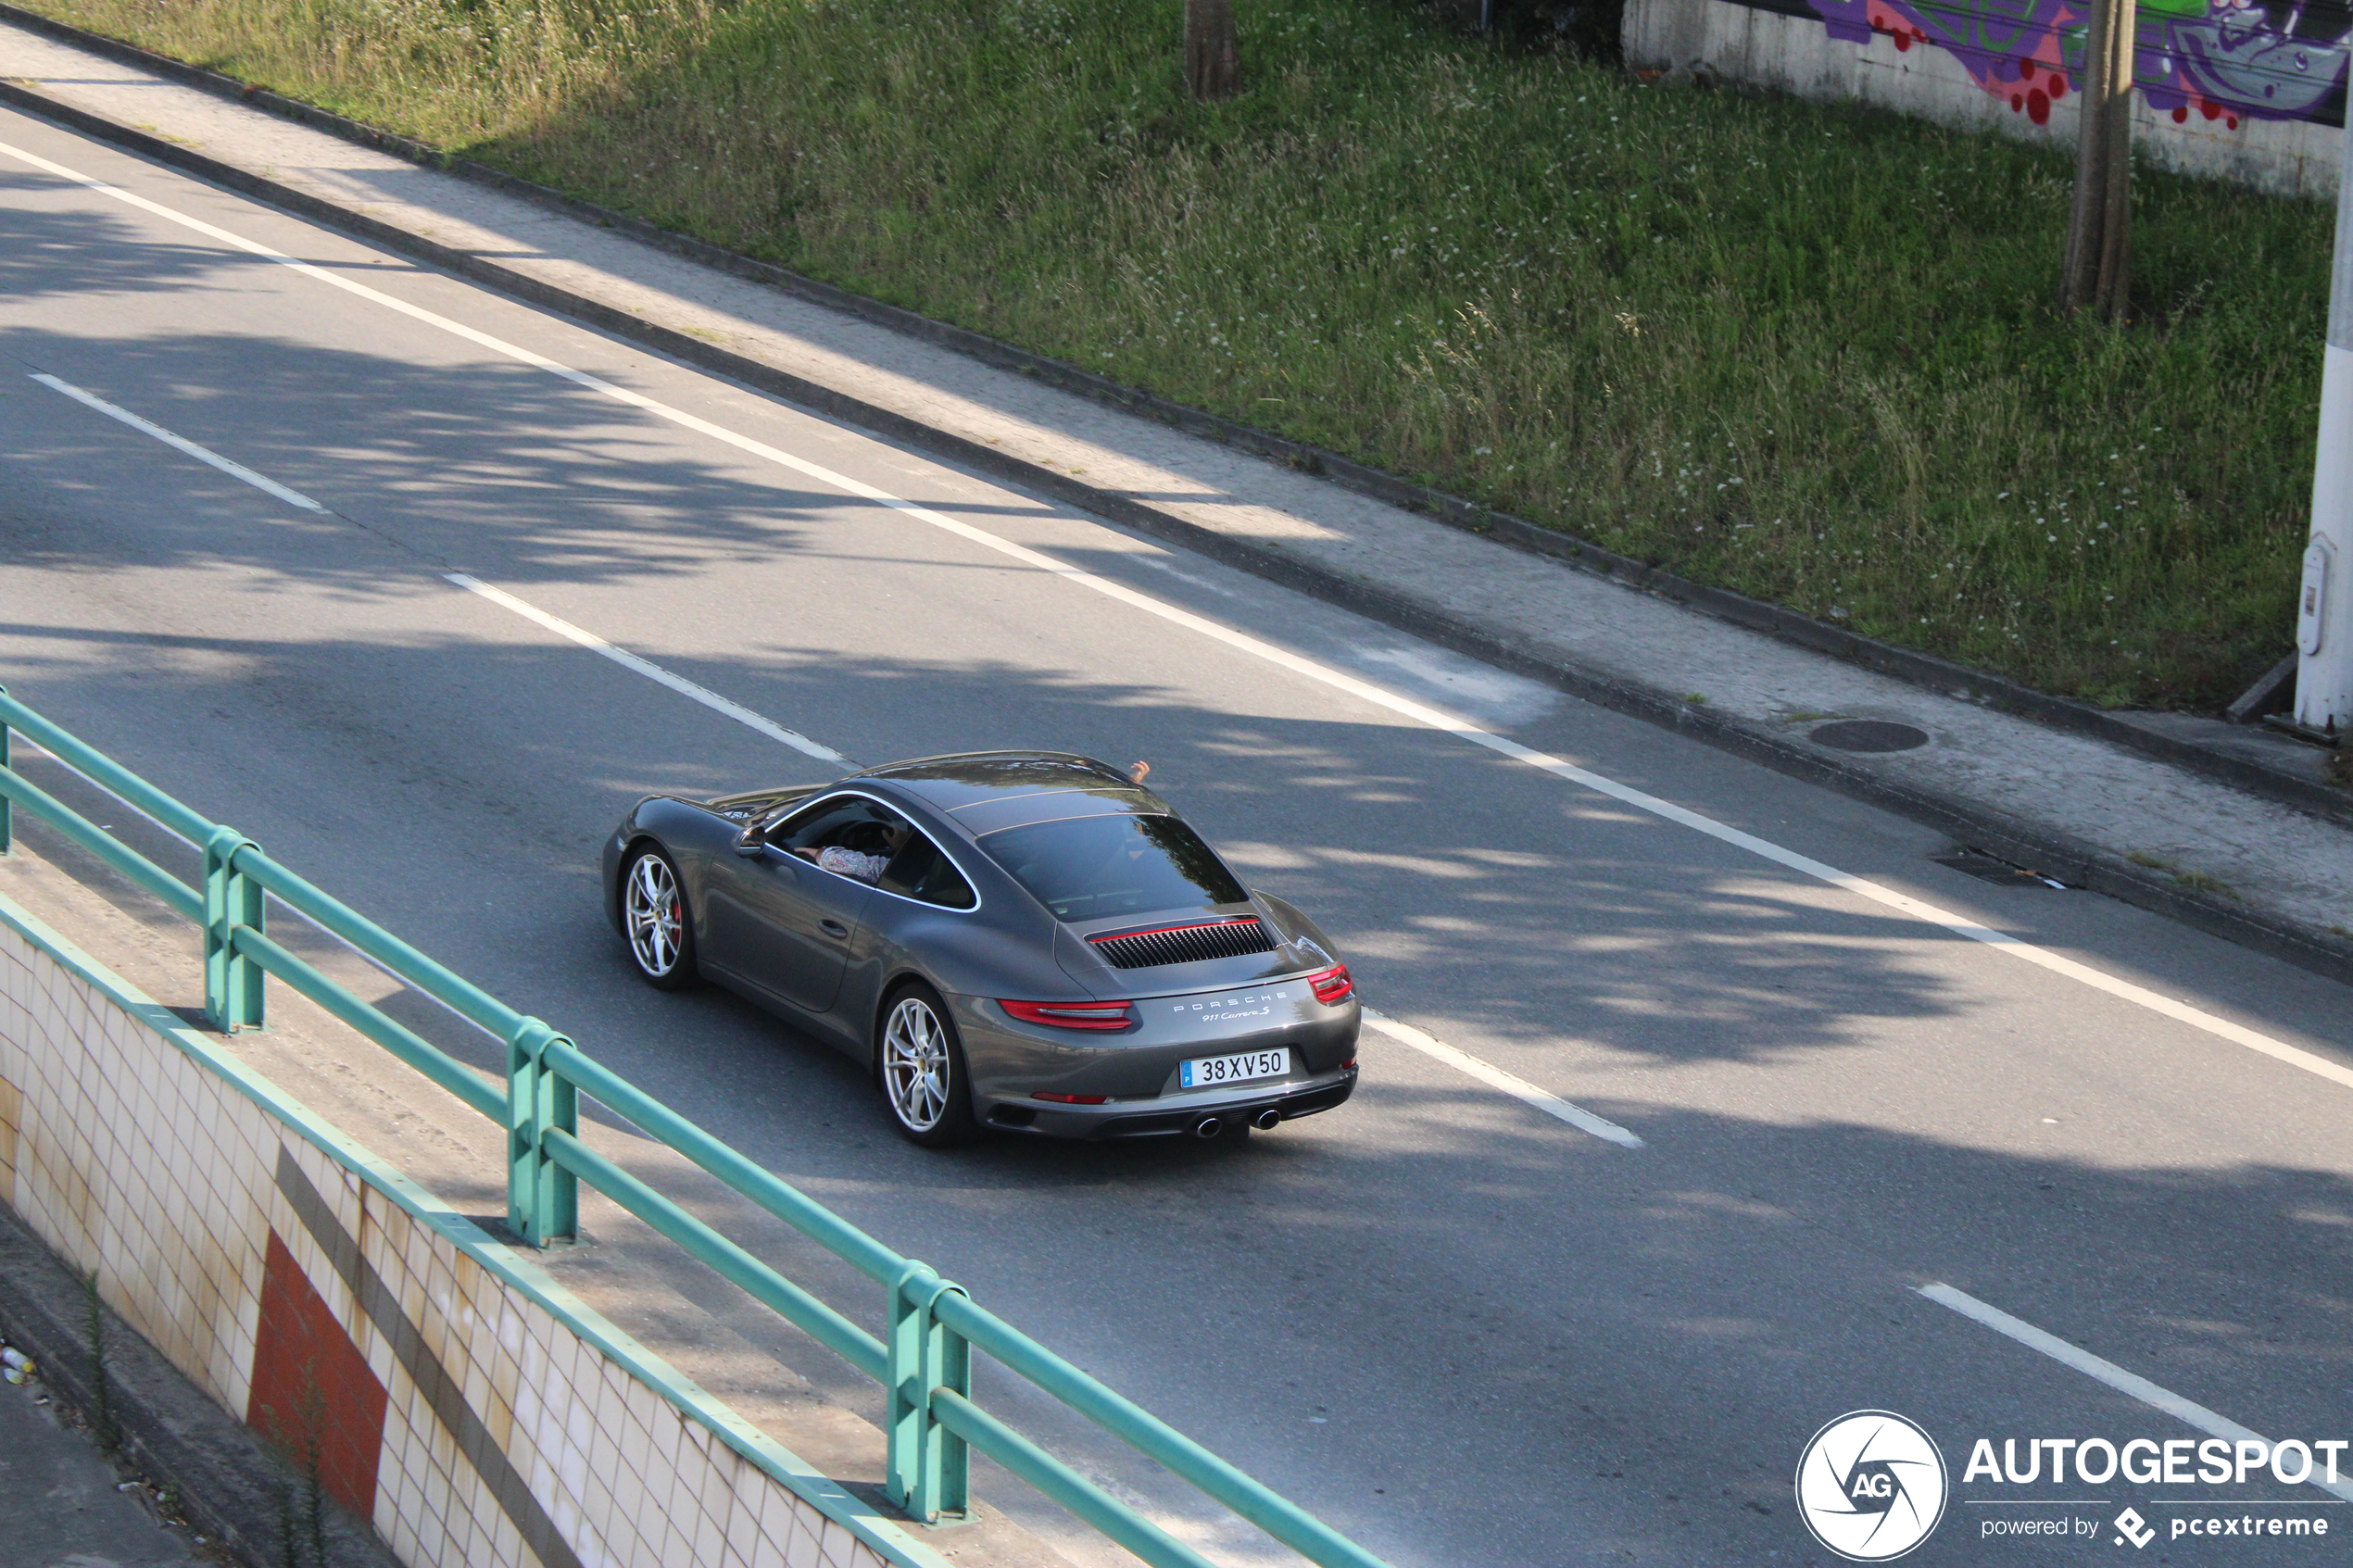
[1921,1283,2353,1504]
[1361,1009,1642,1148]
[31,372,331,514]
[445,575,849,767]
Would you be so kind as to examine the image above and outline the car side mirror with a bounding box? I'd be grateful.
[732,830,765,858]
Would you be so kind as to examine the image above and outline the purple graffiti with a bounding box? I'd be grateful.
[1803,0,2349,127]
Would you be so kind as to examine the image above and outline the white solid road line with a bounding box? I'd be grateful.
[1361,1009,1642,1148]
[13,136,2350,1104]
[31,373,331,514]
[444,576,851,765]
[1920,1283,2353,1504]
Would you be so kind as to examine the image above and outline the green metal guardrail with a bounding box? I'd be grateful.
[0,688,1392,1568]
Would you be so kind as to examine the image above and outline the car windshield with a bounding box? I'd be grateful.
[979,813,1247,921]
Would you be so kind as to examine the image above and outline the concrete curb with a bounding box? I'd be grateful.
[0,0,2344,827]
[2,52,2350,986]
[0,1197,400,1568]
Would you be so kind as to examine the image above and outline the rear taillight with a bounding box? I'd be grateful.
[999,998,1135,1031]
[1308,965,1353,1005]
[1030,1091,1111,1104]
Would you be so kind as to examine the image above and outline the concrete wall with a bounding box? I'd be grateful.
[1624,0,2346,198]
[0,892,931,1568]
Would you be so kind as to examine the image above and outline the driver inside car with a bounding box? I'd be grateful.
[796,819,912,884]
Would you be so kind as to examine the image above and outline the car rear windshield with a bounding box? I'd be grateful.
[979,813,1247,921]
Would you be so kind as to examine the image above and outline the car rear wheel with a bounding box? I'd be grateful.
[880,985,975,1147]
[623,847,697,990]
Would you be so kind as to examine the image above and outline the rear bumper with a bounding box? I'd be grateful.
[979,1065,1358,1140]
[950,984,1360,1140]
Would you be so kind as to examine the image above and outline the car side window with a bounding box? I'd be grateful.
[877,830,978,910]
[770,797,880,854]
[769,797,976,909]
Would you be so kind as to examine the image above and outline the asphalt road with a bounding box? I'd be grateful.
[0,1358,201,1568]
[5,100,2353,1568]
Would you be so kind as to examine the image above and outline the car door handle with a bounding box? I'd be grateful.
[819,919,850,939]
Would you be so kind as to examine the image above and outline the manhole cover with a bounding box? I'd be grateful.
[1809,720,1930,753]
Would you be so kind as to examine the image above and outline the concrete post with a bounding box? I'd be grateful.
[2296,123,2353,738]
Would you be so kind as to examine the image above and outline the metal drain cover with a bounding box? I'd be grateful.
[1933,848,2070,889]
[1809,720,1930,753]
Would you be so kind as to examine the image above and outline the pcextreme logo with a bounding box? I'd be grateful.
[1795,1410,1952,1562]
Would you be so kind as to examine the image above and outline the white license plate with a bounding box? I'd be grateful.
[1178,1047,1289,1090]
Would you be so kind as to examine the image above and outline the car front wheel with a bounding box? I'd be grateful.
[880,985,975,1147]
[623,847,698,990]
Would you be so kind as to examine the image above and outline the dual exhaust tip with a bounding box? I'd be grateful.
[1194,1108,1284,1138]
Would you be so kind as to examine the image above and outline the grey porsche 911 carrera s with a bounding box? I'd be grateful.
[600,752,1360,1145]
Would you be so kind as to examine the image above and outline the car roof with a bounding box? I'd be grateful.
[851,752,1140,807]
[851,752,1171,838]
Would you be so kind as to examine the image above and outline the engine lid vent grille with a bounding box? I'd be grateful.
[1088,918,1275,970]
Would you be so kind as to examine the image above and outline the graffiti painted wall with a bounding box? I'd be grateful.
[1628,0,2348,193]
[1798,0,2349,132]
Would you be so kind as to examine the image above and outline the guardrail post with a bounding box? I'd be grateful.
[887,1262,972,1524]
[506,1018,578,1247]
[202,827,264,1033]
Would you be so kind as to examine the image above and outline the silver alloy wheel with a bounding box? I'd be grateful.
[625,853,684,977]
[884,996,951,1132]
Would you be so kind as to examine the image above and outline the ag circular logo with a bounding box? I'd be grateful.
[1794,1410,1949,1562]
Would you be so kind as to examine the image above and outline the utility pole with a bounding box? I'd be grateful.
[2294,125,2353,738]
[2059,0,2135,319]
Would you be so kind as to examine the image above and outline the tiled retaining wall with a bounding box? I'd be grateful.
[1623,0,2345,198]
[0,893,939,1568]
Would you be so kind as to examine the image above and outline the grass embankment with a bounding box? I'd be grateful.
[30,0,2332,707]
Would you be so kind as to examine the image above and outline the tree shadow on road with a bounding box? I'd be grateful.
[0,177,233,302]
